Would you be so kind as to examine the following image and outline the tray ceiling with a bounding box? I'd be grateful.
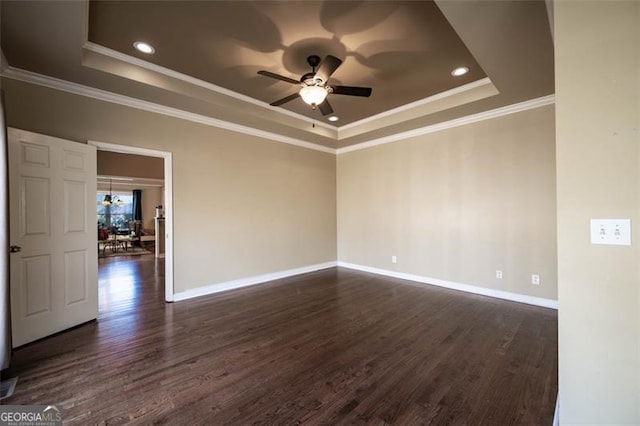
[0,0,554,149]
[87,1,486,126]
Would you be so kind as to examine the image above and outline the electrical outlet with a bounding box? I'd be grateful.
[531,274,540,285]
[391,255,397,264]
[496,270,503,279]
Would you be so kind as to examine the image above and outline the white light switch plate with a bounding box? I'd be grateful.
[590,219,632,246]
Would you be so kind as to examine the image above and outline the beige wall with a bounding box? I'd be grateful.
[2,78,337,293]
[338,105,557,300]
[97,151,164,179]
[556,1,640,424]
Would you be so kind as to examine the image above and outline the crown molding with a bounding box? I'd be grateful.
[83,41,337,133]
[83,43,499,139]
[336,94,556,154]
[1,66,336,154]
[1,66,555,156]
[338,77,493,133]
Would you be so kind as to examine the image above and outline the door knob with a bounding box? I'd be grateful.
[9,245,21,253]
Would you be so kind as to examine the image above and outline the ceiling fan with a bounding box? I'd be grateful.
[258,54,372,116]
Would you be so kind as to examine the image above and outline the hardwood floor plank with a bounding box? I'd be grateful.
[3,256,557,425]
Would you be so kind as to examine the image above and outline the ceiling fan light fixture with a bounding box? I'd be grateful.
[299,85,328,106]
[133,41,155,54]
[451,66,469,77]
[259,54,371,115]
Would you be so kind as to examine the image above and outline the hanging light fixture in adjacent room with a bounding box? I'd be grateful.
[102,179,122,207]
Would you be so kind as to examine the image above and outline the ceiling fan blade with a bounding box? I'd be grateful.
[315,55,342,83]
[332,85,372,97]
[318,99,334,116]
[270,92,299,106]
[258,70,300,85]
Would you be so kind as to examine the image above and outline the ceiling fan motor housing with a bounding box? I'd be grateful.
[306,55,326,85]
[300,72,317,85]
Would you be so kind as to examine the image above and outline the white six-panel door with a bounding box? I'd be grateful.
[9,128,97,347]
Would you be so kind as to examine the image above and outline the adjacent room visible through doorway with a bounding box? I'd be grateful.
[90,141,174,302]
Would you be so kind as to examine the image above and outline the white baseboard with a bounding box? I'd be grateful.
[337,261,558,310]
[173,261,338,302]
[173,260,558,310]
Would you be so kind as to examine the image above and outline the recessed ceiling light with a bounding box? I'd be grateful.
[133,41,155,54]
[328,116,339,122]
[451,66,469,77]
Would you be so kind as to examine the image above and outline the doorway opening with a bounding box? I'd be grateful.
[89,141,174,303]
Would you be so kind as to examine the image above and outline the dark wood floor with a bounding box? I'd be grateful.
[3,255,558,425]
